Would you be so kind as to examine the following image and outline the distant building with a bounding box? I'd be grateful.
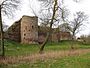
[5,15,72,44]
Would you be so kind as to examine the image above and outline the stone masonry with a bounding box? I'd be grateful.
[6,15,71,44]
[21,16,38,44]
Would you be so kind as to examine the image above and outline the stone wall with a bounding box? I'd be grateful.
[6,15,72,44]
[5,20,21,42]
[59,32,72,40]
[21,16,38,44]
[38,26,72,43]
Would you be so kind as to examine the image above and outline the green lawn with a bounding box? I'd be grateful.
[0,40,90,68]
[4,40,39,56]
[3,40,90,56]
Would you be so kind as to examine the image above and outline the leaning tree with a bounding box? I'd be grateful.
[38,0,71,53]
[29,0,83,53]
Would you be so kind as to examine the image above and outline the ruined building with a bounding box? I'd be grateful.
[5,19,21,42]
[6,16,38,44]
[21,16,38,44]
[6,15,71,44]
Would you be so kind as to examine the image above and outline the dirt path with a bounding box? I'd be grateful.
[0,49,90,64]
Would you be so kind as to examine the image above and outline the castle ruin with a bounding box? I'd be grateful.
[21,16,38,44]
[6,15,72,44]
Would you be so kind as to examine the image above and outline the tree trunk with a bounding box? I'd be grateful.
[57,27,60,42]
[71,33,75,49]
[0,5,5,56]
[39,0,57,53]
[39,32,50,53]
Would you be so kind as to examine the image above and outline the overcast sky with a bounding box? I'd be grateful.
[65,0,90,20]
[64,0,90,37]
[1,0,90,37]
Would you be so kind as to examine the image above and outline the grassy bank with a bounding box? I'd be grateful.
[4,40,90,56]
[0,40,90,68]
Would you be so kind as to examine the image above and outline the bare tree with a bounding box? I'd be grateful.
[29,0,55,52]
[37,0,70,53]
[0,0,21,56]
[58,11,88,49]
[68,11,88,40]
[40,0,58,53]
[41,0,73,51]
[30,0,82,52]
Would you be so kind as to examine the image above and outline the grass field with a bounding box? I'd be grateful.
[0,40,90,68]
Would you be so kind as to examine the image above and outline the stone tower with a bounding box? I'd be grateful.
[21,15,38,44]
